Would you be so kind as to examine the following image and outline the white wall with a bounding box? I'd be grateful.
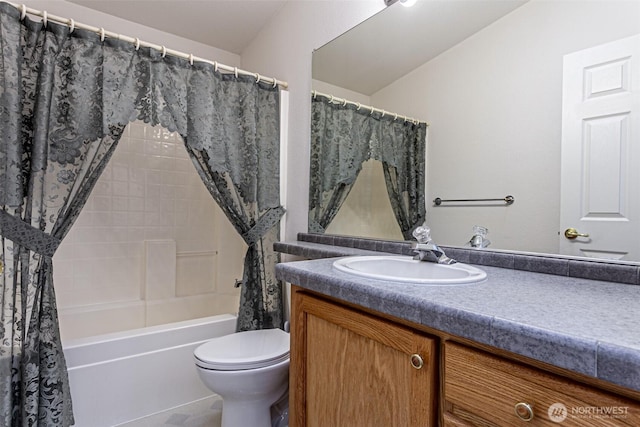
[242,0,385,241]
[21,0,239,66]
[371,0,640,253]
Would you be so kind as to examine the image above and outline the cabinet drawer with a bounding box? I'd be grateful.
[444,342,639,426]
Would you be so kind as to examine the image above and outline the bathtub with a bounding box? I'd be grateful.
[63,314,237,427]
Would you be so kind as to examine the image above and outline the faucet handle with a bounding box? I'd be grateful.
[412,225,431,244]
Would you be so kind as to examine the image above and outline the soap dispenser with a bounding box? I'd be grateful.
[467,225,490,248]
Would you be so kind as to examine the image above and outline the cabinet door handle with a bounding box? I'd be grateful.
[514,402,534,421]
[410,354,423,370]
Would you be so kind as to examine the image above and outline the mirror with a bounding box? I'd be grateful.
[311,0,640,261]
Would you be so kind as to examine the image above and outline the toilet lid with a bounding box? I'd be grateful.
[194,328,290,371]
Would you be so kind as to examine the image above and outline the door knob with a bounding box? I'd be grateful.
[564,228,589,240]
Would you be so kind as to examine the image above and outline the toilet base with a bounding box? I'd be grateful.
[220,382,288,427]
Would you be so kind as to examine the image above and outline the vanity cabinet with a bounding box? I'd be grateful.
[290,287,438,427]
[443,342,640,426]
[290,286,640,427]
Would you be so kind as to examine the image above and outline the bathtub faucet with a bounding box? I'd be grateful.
[411,225,456,265]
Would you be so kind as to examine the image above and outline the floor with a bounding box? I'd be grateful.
[117,393,289,427]
[118,396,223,427]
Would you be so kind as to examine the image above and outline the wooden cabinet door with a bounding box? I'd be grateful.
[290,287,437,427]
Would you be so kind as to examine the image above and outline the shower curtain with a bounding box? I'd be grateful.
[0,3,283,425]
[377,120,427,240]
[308,96,374,233]
[309,94,426,238]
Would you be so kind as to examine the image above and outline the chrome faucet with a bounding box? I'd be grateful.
[411,225,457,265]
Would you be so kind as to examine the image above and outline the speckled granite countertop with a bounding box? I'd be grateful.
[275,242,640,393]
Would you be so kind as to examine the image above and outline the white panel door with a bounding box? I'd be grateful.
[560,34,640,260]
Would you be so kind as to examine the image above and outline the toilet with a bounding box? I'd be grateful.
[194,328,290,427]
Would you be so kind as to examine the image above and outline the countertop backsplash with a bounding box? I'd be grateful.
[274,233,640,286]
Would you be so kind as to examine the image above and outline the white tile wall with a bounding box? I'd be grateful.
[54,121,246,340]
[145,240,177,300]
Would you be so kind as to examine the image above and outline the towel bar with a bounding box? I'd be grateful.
[433,195,514,206]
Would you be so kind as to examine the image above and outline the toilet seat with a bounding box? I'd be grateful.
[194,328,290,371]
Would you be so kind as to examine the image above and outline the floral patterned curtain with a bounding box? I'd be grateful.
[0,3,283,425]
[182,72,284,332]
[376,120,427,240]
[309,94,426,237]
[308,95,374,232]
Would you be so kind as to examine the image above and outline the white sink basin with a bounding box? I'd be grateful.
[333,255,487,285]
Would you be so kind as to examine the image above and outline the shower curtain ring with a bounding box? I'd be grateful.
[42,11,47,27]
[272,79,277,88]
[356,103,361,111]
[69,18,75,33]
[20,4,27,20]
[100,28,105,42]
[394,113,398,121]
[234,67,238,78]
[134,37,140,50]
[214,61,218,72]
[255,73,261,84]
[189,53,194,65]
[161,46,167,58]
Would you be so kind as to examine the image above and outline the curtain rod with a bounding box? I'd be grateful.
[311,90,428,126]
[6,1,288,89]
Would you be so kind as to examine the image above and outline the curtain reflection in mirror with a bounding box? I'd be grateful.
[309,93,427,239]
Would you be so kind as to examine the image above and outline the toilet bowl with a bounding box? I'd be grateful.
[194,328,290,427]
